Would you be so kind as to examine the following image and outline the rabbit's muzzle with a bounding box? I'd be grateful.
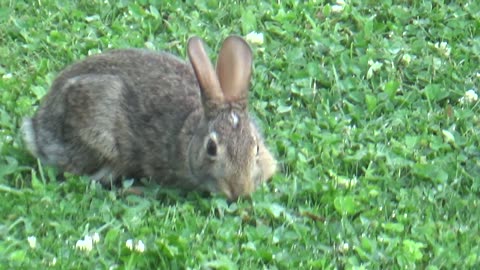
[218,174,255,201]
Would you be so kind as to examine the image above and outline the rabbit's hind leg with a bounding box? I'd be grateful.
[61,74,127,177]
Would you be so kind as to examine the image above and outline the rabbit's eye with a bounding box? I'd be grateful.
[206,138,217,156]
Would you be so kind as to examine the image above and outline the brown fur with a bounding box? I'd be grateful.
[22,36,277,200]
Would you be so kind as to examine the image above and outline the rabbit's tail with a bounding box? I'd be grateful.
[21,117,67,166]
[21,118,40,157]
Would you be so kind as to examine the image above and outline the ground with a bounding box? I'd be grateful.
[0,0,479,269]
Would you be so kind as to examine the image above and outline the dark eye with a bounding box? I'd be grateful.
[256,144,259,156]
[206,138,217,156]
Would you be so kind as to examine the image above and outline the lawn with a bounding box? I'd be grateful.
[1,0,480,269]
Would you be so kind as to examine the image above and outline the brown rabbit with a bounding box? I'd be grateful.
[21,36,277,200]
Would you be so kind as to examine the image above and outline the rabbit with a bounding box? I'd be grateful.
[21,35,277,200]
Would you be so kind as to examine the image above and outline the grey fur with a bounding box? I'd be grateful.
[22,36,277,200]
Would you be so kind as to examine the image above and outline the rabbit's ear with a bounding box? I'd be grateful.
[187,37,224,109]
[216,36,252,105]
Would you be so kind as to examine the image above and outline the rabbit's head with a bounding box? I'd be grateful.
[187,36,277,200]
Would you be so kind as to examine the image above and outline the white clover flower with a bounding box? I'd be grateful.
[464,89,478,102]
[442,130,455,144]
[126,239,146,253]
[84,235,93,245]
[125,239,134,250]
[135,240,146,253]
[401,54,412,65]
[367,60,383,79]
[331,0,347,13]
[337,176,358,188]
[434,41,451,57]
[76,235,93,252]
[331,5,344,13]
[338,241,350,253]
[245,31,264,45]
[92,232,100,244]
[75,240,85,251]
[27,236,37,249]
[49,257,57,266]
[459,89,478,104]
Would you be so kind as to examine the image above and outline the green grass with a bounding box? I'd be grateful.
[1,0,480,269]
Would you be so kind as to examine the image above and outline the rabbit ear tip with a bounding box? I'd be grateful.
[187,36,205,51]
[188,36,201,43]
[225,36,251,49]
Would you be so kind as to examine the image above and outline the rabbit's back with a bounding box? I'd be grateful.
[53,49,200,99]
